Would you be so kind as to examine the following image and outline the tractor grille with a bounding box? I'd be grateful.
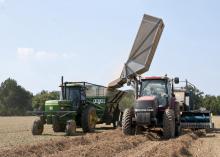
[136,112,151,124]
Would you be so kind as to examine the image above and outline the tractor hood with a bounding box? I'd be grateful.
[137,96,156,101]
[45,100,72,112]
[134,96,157,111]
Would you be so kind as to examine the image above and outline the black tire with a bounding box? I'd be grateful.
[52,117,65,132]
[117,112,123,127]
[81,106,97,133]
[175,124,181,136]
[112,106,120,128]
[32,118,44,135]
[122,108,135,135]
[174,102,180,122]
[113,121,117,128]
[65,120,76,136]
[212,122,215,129]
[163,109,175,139]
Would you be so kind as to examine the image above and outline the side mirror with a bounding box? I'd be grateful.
[174,77,179,84]
[163,93,169,98]
[185,92,190,96]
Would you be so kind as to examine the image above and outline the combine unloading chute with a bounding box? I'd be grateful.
[108,14,164,89]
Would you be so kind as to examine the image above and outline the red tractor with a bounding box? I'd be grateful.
[122,76,181,138]
[108,14,181,138]
[109,14,213,138]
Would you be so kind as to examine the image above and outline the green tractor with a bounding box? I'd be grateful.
[32,77,124,136]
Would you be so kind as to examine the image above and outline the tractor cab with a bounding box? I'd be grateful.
[140,76,172,108]
[60,83,86,110]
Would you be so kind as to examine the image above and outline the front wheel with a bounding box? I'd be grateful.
[52,117,65,132]
[32,118,44,135]
[122,108,135,135]
[65,120,76,136]
[81,106,97,133]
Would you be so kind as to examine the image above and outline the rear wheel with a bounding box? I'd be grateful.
[81,106,97,133]
[122,108,135,135]
[163,109,175,139]
[174,102,181,136]
[65,120,76,136]
[32,118,44,135]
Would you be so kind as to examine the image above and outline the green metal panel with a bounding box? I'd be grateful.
[45,100,60,112]
[86,96,107,118]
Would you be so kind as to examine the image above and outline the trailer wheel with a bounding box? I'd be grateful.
[122,108,135,135]
[163,109,175,139]
[113,106,120,128]
[32,118,44,135]
[117,112,123,127]
[81,105,97,133]
[65,120,76,136]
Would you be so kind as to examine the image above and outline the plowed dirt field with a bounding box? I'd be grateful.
[0,116,219,157]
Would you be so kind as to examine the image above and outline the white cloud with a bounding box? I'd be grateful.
[35,51,59,60]
[16,48,76,61]
[17,48,34,60]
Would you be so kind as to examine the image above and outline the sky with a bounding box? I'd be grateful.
[0,0,220,95]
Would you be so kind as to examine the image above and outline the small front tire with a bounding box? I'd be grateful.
[32,118,44,135]
[65,120,76,136]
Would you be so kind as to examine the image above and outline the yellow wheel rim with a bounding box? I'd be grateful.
[89,110,96,128]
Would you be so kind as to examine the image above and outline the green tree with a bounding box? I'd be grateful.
[32,90,59,110]
[119,90,135,111]
[0,78,33,116]
[201,95,220,115]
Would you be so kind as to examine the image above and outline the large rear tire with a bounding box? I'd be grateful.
[32,118,44,135]
[122,108,135,135]
[174,102,181,136]
[163,109,175,139]
[81,106,97,133]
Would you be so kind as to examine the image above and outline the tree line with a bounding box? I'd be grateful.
[0,78,59,116]
[0,78,219,116]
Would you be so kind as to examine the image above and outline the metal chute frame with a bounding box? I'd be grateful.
[108,14,164,90]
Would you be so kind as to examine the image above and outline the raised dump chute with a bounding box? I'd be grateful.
[108,14,164,89]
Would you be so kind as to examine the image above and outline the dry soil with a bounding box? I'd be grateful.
[0,116,219,157]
